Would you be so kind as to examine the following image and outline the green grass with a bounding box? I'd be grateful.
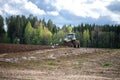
[47,61,56,65]
[103,62,111,67]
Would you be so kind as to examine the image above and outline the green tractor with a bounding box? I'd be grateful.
[64,33,80,48]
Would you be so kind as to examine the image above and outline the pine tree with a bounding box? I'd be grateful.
[24,21,33,44]
[37,21,43,44]
[0,15,5,42]
[83,29,90,47]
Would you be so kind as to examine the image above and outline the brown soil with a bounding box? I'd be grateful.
[0,44,120,80]
[0,43,63,53]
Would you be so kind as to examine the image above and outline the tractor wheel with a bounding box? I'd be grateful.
[72,40,80,48]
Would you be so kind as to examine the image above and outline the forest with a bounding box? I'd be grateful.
[0,15,120,48]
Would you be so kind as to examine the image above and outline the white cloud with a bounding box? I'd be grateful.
[0,0,120,25]
[0,0,45,17]
[2,3,21,15]
[48,0,120,23]
[49,0,116,19]
[24,0,45,15]
[105,10,120,24]
[47,11,59,16]
[50,0,107,18]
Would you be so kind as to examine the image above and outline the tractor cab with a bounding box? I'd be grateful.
[66,33,76,40]
[64,33,76,42]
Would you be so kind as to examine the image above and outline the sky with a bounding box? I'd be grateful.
[0,0,120,28]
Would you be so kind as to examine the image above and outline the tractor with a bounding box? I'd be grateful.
[64,33,80,48]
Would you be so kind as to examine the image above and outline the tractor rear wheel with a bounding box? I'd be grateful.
[72,40,80,48]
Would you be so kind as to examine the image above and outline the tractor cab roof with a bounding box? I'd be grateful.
[66,33,76,39]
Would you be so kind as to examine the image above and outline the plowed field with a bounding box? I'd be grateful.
[0,43,120,80]
[0,43,62,53]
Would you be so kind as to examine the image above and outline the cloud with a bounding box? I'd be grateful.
[23,0,45,15]
[106,1,120,24]
[46,0,120,24]
[107,1,120,13]
[0,0,120,26]
[48,0,108,19]
[0,0,45,17]
[30,0,57,12]
[47,11,59,16]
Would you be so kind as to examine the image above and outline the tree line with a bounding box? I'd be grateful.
[0,15,120,48]
[73,24,120,48]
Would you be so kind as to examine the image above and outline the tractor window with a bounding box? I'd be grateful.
[67,34,75,39]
